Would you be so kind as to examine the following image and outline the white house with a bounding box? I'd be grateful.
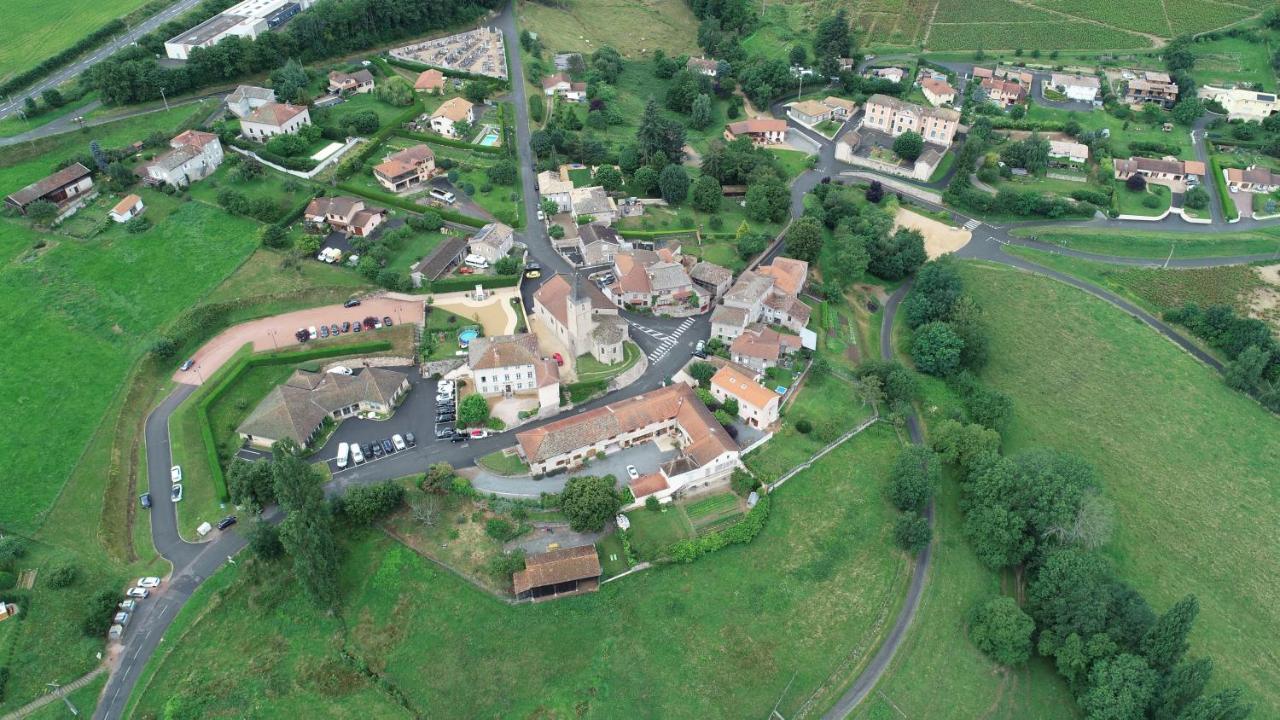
[429,97,476,138]
[468,222,515,264]
[109,194,144,223]
[569,185,617,225]
[225,85,275,119]
[240,102,311,142]
[468,333,560,407]
[142,130,223,188]
[1198,85,1279,123]
[537,170,573,211]
[710,365,780,429]
[1047,73,1101,103]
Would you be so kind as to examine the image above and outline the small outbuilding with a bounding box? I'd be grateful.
[512,545,602,601]
[109,194,145,223]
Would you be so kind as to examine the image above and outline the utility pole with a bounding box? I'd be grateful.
[160,86,170,112]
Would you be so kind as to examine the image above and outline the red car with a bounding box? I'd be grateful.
[459,267,474,275]
[552,352,564,366]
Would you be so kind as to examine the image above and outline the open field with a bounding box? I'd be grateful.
[742,370,875,482]
[517,0,701,58]
[960,261,1280,713]
[128,424,910,718]
[1189,34,1280,91]
[1009,225,1280,258]
[1,0,152,81]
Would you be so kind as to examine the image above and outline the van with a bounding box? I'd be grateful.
[336,442,350,469]
[464,254,489,269]
[430,188,456,204]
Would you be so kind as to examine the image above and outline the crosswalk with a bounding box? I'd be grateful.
[636,317,697,363]
[962,218,982,231]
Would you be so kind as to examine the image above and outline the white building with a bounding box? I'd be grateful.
[1047,73,1101,103]
[468,222,515,264]
[240,102,311,142]
[225,85,275,119]
[537,170,573,211]
[109,194,144,223]
[142,130,223,188]
[429,97,476,138]
[710,365,780,429]
[1198,85,1279,123]
[468,333,560,407]
[165,0,315,60]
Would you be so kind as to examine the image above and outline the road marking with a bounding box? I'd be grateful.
[962,218,981,231]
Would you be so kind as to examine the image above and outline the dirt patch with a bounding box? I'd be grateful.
[893,207,971,259]
[1247,264,1280,327]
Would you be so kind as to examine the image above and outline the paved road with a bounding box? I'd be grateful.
[0,0,204,121]
[0,92,228,148]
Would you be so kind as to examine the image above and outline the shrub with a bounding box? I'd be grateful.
[670,496,770,562]
[1126,174,1147,192]
[81,588,121,636]
[795,419,813,434]
[0,538,27,569]
[45,563,79,589]
[731,468,758,497]
[485,517,520,542]
[1141,194,1163,209]
[968,596,1035,666]
[0,571,14,591]
[893,513,931,553]
[645,496,661,511]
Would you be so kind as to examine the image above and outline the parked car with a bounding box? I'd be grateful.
[296,328,310,342]
[392,434,406,451]
[139,492,152,509]
[309,326,318,339]
[114,611,130,626]
[469,429,489,439]
[328,366,353,375]
[438,379,455,389]
[180,359,195,371]
[330,323,340,336]
[405,432,416,447]
[119,599,137,612]
[138,577,162,588]
[459,266,475,275]
[126,587,149,599]
[344,298,361,308]
[450,434,468,443]
[319,326,329,338]
[352,322,361,333]
[217,515,237,530]
[435,427,455,439]
[552,352,564,366]
[626,465,639,480]
[525,270,541,279]
[381,439,395,454]
[361,442,374,458]
[526,261,541,271]
[383,316,393,327]
[350,443,365,464]
[363,316,378,329]
[170,465,182,483]
[536,209,545,221]
[372,442,384,458]
[109,624,124,640]
[342,321,351,333]
[171,484,183,502]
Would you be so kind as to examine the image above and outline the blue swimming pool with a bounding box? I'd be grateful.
[458,329,480,347]
[478,132,500,147]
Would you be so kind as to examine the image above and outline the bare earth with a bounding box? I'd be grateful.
[893,207,972,259]
[1247,264,1280,325]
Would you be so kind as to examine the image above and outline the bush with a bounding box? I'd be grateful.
[485,517,521,542]
[893,513,932,553]
[1126,174,1147,192]
[0,571,14,591]
[45,563,79,589]
[1141,194,1163,209]
[731,469,758,497]
[968,596,1035,666]
[335,481,405,526]
[670,496,770,562]
[125,216,151,234]
[795,419,813,434]
[0,538,27,569]
[645,496,661,511]
[81,588,121,636]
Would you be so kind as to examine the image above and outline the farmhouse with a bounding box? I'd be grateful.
[920,77,956,106]
[1113,156,1206,188]
[1225,165,1280,193]
[1047,73,1101,103]
[981,77,1025,107]
[713,257,810,341]
[141,130,224,188]
[860,94,959,146]
[238,368,409,448]
[304,196,386,237]
[467,333,560,406]
[468,222,515,264]
[723,118,787,146]
[429,97,476,138]
[225,85,275,119]
[240,102,311,142]
[569,185,617,225]
[541,74,587,102]
[414,69,446,93]
[512,545,602,601]
[1048,139,1090,164]
[514,383,741,497]
[867,67,907,83]
[164,0,314,60]
[730,324,801,372]
[328,69,374,94]
[687,57,719,76]
[537,170,574,211]
[4,162,95,219]
[532,273,630,364]
[410,234,469,287]
[373,145,435,192]
[1126,71,1179,108]
[109,194,144,223]
[711,365,780,429]
[1198,85,1279,123]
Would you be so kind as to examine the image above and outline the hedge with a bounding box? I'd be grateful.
[334,101,424,180]
[427,273,519,293]
[335,181,487,227]
[390,128,504,155]
[0,18,131,96]
[227,136,319,172]
[193,340,394,501]
[668,495,771,563]
[1210,155,1238,221]
[384,57,512,89]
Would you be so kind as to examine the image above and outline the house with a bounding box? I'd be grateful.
[240,102,311,142]
[4,162,95,219]
[468,333,560,407]
[1048,139,1090,164]
[532,273,629,364]
[730,324,801,371]
[610,249,698,311]
[541,73,588,102]
[1126,72,1179,108]
[1225,165,1280,193]
[429,97,476,138]
[578,222,625,266]
[687,57,719,77]
[921,77,956,107]
[237,367,409,448]
[1047,73,1100,103]
[165,0,314,59]
[713,257,811,342]
[972,67,994,80]
[109,194,144,223]
[789,99,833,125]
[537,170,574,211]
[512,545,602,601]
[981,77,1026,107]
[141,130,223,188]
[328,69,374,94]
[373,145,435,192]
[867,67,907,83]
[823,96,858,120]
[1113,156,1206,187]
[689,260,734,300]
[723,118,787,145]
[225,85,275,119]
[860,94,960,147]
[569,185,617,225]
[468,222,515,264]
[410,234,469,287]
[756,256,808,296]
[514,383,741,499]
[303,196,386,236]
[1197,85,1279,123]
[711,365,780,429]
[414,69,446,93]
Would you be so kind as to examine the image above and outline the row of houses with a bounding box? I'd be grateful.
[537,171,620,224]
[711,256,810,371]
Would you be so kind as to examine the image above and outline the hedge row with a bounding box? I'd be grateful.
[334,101,424,180]
[427,273,519,293]
[1210,155,1238,221]
[390,128,504,155]
[384,57,512,89]
[668,495,771,563]
[335,181,487,228]
[227,136,319,172]
[194,341,394,500]
[1,18,128,96]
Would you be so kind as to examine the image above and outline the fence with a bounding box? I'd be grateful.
[765,415,879,493]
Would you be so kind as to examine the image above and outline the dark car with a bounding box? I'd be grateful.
[371,442,384,458]
[344,298,361,308]
[383,316,393,327]
[140,493,152,509]
[405,432,416,447]
[342,321,351,333]
[526,261,541,271]
[450,434,468,443]
[330,324,340,336]
[362,442,374,457]
[295,328,310,342]
[364,316,378,329]
[319,325,330,338]
[436,416,455,424]
[381,439,394,454]
[352,322,361,333]
[217,515,238,530]
[435,427,454,438]
[179,359,195,371]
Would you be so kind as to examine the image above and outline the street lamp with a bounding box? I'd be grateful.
[267,328,279,350]
[194,363,205,384]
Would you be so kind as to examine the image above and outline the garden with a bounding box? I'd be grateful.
[1113,177,1171,216]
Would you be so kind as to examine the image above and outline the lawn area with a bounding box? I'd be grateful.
[1189,33,1279,92]
[624,502,692,560]
[959,260,1280,712]
[129,423,909,719]
[1024,103,1193,159]
[1114,182,1171,216]
[1010,224,1280,258]
[203,248,370,312]
[743,370,876,482]
[25,673,107,720]
[0,92,100,138]
[316,92,409,130]
[770,148,812,180]
[476,448,530,476]
[595,533,629,577]
[574,341,640,381]
[1,0,151,80]
[517,0,701,58]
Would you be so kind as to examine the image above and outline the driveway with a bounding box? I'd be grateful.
[508,524,610,554]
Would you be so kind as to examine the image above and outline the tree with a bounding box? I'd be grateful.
[25,199,59,225]
[632,165,660,196]
[82,588,121,636]
[560,475,621,532]
[788,45,807,67]
[419,463,456,494]
[855,360,920,407]
[1171,97,1203,126]
[893,131,924,161]
[902,257,963,328]
[45,563,79,589]
[227,458,276,510]
[22,96,37,116]
[548,224,566,239]
[1080,654,1159,720]
[969,596,1035,666]
[868,227,926,280]
[689,361,717,388]
[528,94,545,123]
[464,80,490,104]
[376,76,414,106]
[246,518,284,560]
[889,445,940,512]
[637,98,686,164]
[591,45,624,83]
[272,448,340,610]
[1224,344,1269,392]
[41,88,64,108]
[826,222,870,289]
[929,419,1000,471]
[893,513,931,553]
[690,93,713,129]
[744,178,789,222]
[659,164,690,204]
[269,58,309,104]
[1183,186,1209,210]
[1126,173,1147,192]
[865,179,884,203]
[813,9,852,63]
[260,224,289,249]
[89,140,108,171]
[595,165,623,191]
[691,174,722,213]
[911,321,964,376]
[785,217,824,262]
[1142,595,1198,672]
[486,158,517,186]
[737,231,767,260]
[335,481,406,526]
[458,393,490,427]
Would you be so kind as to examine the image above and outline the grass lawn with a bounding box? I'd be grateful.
[573,341,640,382]
[517,0,701,58]
[1114,182,1171,216]
[625,503,692,560]
[743,370,875,482]
[1010,224,1280,258]
[25,673,108,720]
[203,248,370,311]
[476,448,530,476]
[1,0,152,80]
[770,148,812,180]
[129,422,909,718]
[1024,103,1193,159]
[351,136,520,225]
[1189,34,1279,92]
[595,533,629,577]
[316,92,409,129]
[960,260,1280,712]
[0,92,100,138]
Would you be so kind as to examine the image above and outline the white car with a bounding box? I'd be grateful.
[438,380,455,391]
[171,484,183,502]
[536,209,545,221]
[350,443,365,464]
[170,465,182,483]
[327,366,354,375]
[137,576,162,588]
[126,587,149,599]
[308,326,318,339]
[626,465,639,480]
[118,599,137,611]
[392,434,407,451]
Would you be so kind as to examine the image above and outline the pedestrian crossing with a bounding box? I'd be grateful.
[962,218,982,231]
[638,317,698,363]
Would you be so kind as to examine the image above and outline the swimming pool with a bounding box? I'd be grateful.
[478,132,500,147]
[458,329,480,347]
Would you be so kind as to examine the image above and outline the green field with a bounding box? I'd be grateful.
[959,261,1280,712]
[1,0,152,81]
[128,424,911,718]
[1023,103,1194,159]
[1010,225,1280,258]
[1189,34,1280,92]
[518,0,701,58]
[743,370,875,482]
[1114,182,1171,216]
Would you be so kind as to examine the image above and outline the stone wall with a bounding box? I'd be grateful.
[422,358,466,378]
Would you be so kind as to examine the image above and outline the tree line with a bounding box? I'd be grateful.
[1166,302,1280,413]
